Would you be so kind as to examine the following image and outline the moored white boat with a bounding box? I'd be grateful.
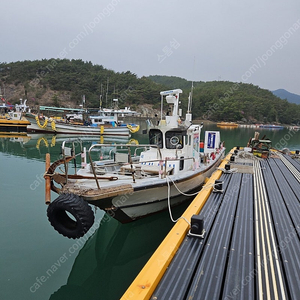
[26,106,140,136]
[26,113,132,136]
[44,89,225,238]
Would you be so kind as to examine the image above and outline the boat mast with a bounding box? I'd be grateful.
[187,81,193,114]
[160,89,183,127]
[185,57,195,126]
[106,77,109,108]
[82,95,85,109]
[185,82,193,126]
[100,83,103,109]
[160,93,163,122]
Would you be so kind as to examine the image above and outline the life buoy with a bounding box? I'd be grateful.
[127,124,140,133]
[127,138,139,145]
[47,193,94,239]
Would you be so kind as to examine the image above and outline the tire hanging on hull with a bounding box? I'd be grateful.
[47,193,94,239]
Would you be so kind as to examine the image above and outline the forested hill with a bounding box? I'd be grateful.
[0,59,166,111]
[0,59,299,124]
[149,75,300,125]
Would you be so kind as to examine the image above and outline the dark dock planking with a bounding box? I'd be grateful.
[122,149,300,300]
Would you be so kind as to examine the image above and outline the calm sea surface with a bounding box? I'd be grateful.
[1,122,299,300]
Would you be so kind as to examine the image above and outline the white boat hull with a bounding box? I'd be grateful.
[84,152,224,223]
[26,115,131,136]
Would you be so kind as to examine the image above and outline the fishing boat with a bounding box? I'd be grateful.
[258,124,284,129]
[44,89,225,238]
[26,105,139,136]
[0,99,31,134]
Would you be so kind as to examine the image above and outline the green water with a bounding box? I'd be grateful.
[1,123,299,300]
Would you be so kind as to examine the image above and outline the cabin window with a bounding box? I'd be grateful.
[165,131,184,149]
[149,129,163,148]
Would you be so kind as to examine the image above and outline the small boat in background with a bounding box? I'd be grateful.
[26,104,139,136]
[217,122,238,128]
[258,124,284,129]
[0,99,31,134]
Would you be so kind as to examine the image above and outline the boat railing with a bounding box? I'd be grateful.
[86,143,161,189]
[61,142,195,189]
[88,144,196,188]
[106,146,150,160]
[61,139,85,182]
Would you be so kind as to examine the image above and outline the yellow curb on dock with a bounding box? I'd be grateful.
[121,149,234,300]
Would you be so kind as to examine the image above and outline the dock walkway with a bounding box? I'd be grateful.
[122,149,300,300]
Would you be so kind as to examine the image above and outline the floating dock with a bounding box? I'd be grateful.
[122,148,300,300]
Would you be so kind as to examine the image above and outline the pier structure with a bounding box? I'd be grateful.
[122,148,300,300]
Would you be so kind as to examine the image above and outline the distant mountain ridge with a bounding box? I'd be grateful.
[272,89,300,105]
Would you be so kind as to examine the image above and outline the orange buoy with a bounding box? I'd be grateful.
[45,153,51,205]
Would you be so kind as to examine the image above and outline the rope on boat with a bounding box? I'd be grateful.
[167,176,200,197]
[236,150,261,160]
[217,167,238,174]
[165,176,222,224]
[166,176,191,225]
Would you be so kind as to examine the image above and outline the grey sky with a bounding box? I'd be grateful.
[2,0,300,94]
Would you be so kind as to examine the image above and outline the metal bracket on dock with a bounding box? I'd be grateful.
[188,228,206,239]
[213,180,224,193]
[188,215,206,239]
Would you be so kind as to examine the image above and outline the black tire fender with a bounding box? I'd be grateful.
[47,193,94,239]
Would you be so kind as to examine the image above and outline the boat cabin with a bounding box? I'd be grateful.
[142,124,200,170]
[149,128,186,150]
[139,89,221,176]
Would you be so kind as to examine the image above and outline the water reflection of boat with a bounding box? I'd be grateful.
[0,134,130,161]
[25,134,131,149]
[49,204,188,300]
[217,122,238,128]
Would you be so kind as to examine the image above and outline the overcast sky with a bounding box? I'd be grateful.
[2,0,300,94]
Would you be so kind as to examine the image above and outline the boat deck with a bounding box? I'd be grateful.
[122,148,300,300]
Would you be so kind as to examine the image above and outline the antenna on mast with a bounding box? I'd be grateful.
[186,57,195,125]
[187,57,195,113]
[106,77,109,108]
[100,83,103,109]
[187,82,193,114]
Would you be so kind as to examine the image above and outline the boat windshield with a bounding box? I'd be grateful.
[165,131,184,149]
[149,129,163,148]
